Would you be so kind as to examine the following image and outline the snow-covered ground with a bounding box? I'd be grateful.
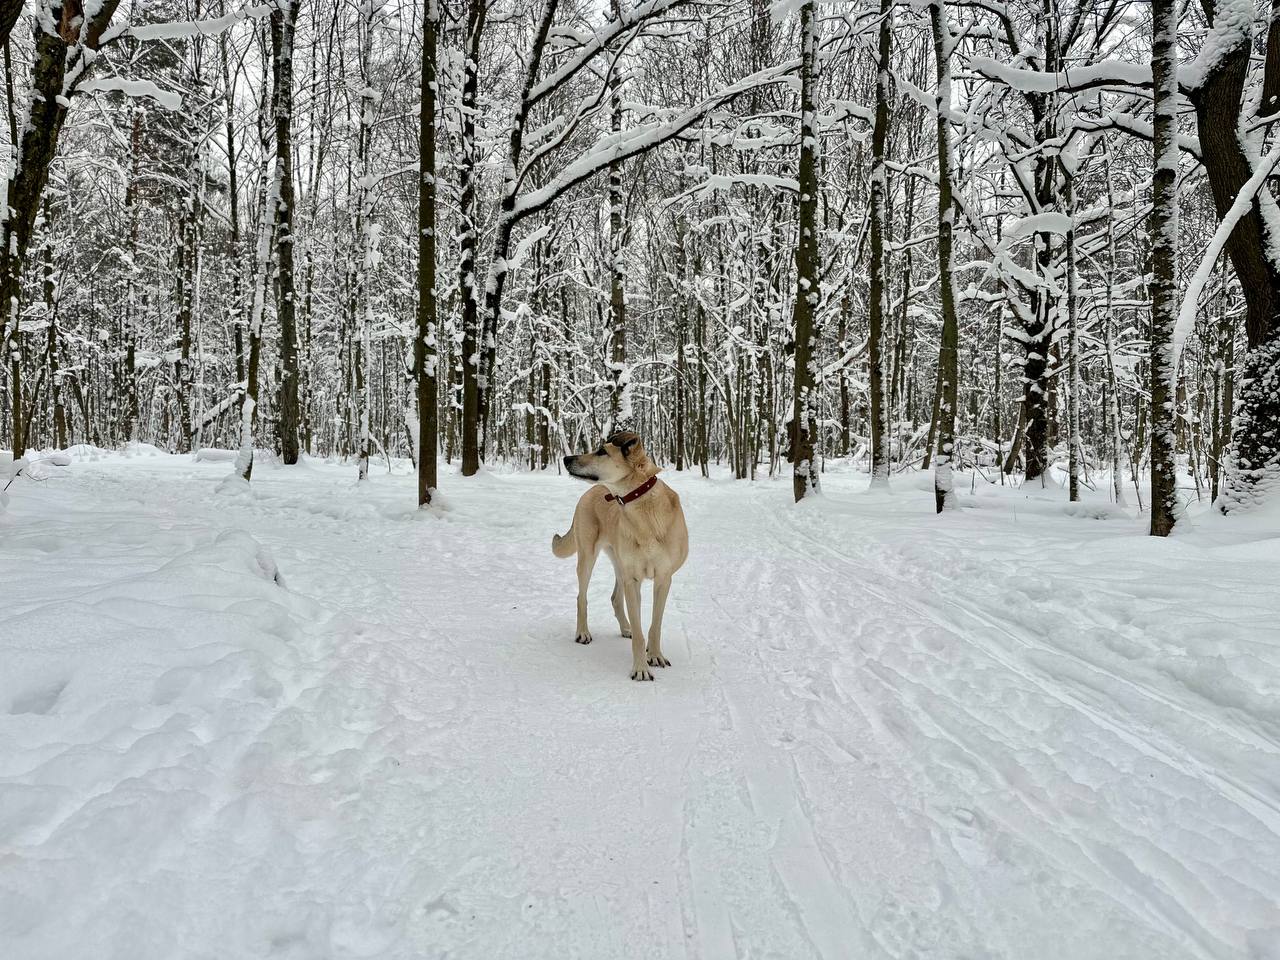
[2,447,1279,960]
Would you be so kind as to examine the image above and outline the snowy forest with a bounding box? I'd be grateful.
[1,0,1276,529]
[4,1,1280,957]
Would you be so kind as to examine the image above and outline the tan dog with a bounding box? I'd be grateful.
[552,431,689,680]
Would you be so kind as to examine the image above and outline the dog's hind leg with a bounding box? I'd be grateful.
[604,552,631,638]
[646,576,673,668]
[610,580,631,638]
[574,548,598,644]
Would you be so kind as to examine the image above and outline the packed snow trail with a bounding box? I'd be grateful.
[2,449,1279,960]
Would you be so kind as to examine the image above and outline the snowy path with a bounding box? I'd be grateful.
[3,451,1279,959]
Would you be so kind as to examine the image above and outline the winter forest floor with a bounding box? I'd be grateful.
[2,448,1279,960]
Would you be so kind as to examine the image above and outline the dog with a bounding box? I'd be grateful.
[552,430,689,680]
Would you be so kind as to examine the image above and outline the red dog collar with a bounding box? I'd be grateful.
[605,475,658,506]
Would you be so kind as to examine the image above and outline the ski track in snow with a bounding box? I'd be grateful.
[2,449,1279,960]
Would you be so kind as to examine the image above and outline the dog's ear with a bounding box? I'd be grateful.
[608,431,640,458]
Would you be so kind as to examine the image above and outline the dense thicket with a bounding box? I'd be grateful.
[1,0,1275,530]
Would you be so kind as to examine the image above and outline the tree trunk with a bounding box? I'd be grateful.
[1020,8,1060,485]
[44,224,65,449]
[696,273,708,477]
[790,0,821,501]
[416,0,440,505]
[1191,1,1280,511]
[1148,0,1179,535]
[273,0,301,465]
[1064,171,1081,502]
[236,161,280,483]
[675,224,687,470]
[220,13,245,449]
[458,0,486,476]
[174,137,201,454]
[929,0,959,513]
[837,298,851,457]
[353,6,378,483]
[1105,323,1128,506]
[867,0,892,486]
[606,67,629,431]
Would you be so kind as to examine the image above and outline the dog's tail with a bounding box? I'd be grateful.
[551,527,577,558]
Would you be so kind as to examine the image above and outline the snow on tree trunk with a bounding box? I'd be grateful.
[416,0,440,506]
[1104,323,1128,508]
[352,0,379,484]
[867,0,892,489]
[1149,0,1179,536]
[790,0,820,502]
[273,0,301,466]
[1062,167,1081,503]
[930,0,959,514]
[235,160,280,484]
[458,0,487,477]
[174,137,199,455]
[606,60,630,433]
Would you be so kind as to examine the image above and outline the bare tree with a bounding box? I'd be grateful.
[930,0,958,513]
[273,0,302,464]
[1148,0,1179,535]
[867,0,892,488]
[416,0,440,506]
[790,0,820,502]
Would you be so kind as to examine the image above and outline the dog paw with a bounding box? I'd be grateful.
[630,666,654,681]
[575,633,593,645]
[646,653,670,668]
[621,628,632,639]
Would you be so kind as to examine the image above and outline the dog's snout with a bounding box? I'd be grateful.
[563,455,574,469]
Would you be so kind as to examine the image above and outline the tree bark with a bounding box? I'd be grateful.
[790,0,821,501]
[416,0,440,505]
[1064,171,1081,502]
[458,0,486,476]
[867,0,893,487]
[42,213,65,449]
[930,0,959,513]
[606,63,629,431]
[273,0,301,464]
[675,221,688,470]
[1149,0,1179,535]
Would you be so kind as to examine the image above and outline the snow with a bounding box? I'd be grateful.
[104,4,275,44]
[1182,0,1255,91]
[2,452,1279,958]
[79,78,182,111]
[1006,212,1073,237]
[969,56,1153,94]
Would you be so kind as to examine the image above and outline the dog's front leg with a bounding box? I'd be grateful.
[574,551,597,644]
[623,579,652,680]
[646,576,672,668]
